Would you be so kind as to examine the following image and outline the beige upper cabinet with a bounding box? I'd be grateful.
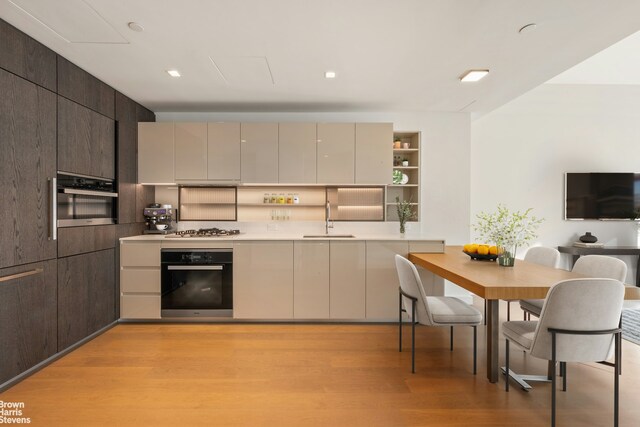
[240,123,278,183]
[138,122,175,184]
[278,123,317,183]
[208,122,241,181]
[316,123,355,184]
[175,122,207,181]
[355,123,393,184]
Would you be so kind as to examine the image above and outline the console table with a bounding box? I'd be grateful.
[558,246,640,287]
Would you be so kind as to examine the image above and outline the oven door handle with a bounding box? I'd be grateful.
[166,265,224,271]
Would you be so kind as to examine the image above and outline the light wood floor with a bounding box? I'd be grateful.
[2,317,639,426]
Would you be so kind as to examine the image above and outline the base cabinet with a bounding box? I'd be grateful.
[57,249,115,351]
[0,260,57,385]
[119,241,161,319]
[330,241,366,319]
[366,241,409,320]
[294,241,329,319]
[234,241,294,319]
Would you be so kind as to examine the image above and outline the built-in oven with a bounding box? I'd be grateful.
[160,249,233,317]
[56,172,117,227]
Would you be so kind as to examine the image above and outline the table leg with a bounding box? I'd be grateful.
[486,299,499,383]
[636,255,640,287]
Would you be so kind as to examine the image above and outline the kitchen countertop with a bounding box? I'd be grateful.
[120,233,445,242]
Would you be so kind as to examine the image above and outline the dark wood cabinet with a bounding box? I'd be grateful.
[57,249,116,351]
[57,56,115,119]
[135,104,156,222]
[115,92,138,223]
[0,19,56,91]
[0,68,57,269]
[57,225,116,258]
[0,260,57,385]
[58,96,115,179]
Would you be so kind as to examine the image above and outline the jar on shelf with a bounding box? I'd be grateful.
[263,193,270,204]
[287,193,293,204]
[278,193,285,204]
[293,194,300,204]
[271,193,277,204]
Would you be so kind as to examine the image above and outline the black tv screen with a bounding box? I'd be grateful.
[565,173,640,220]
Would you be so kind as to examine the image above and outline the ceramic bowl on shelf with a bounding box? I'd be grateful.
[400,173,409,185]
[462,250,498,261]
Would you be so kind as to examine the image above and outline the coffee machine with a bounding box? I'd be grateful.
[143,203,176,234]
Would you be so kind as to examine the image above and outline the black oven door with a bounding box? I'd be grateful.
[161,250,233,317]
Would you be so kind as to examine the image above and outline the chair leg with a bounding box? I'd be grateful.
[561,362,567,391]
[507,300,511,321]
[411,299,416,374]
[505,338,510,391]
[551,331,557,427]
[615,331,620,427]
[473,326,477,375]
[450,326,454,351]
[399,291,403,353]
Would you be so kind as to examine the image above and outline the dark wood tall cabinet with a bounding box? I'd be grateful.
[0,68,57,269]
[0,260,57,385]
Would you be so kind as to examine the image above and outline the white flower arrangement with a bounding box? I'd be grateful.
[473,204,543,251]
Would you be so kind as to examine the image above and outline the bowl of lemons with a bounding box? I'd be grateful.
[463,244,499,261]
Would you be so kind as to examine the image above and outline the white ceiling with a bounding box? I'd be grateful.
[2,0,640,113]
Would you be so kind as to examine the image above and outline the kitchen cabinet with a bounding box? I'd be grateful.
[0,69,57,269]
[293,241,330,319]
[365,241,409,319]
[135,106,157,222]
[115,223,146,317]
[57,225,116,258]
[138,122,175,184]
[120,241,161,319]
[0,260,57,385]
[0,19,56,91]
[234,241,294,319]
[387,131,421,222]
[240,123,279,183]
[356,123,393,184]
[330,241,366,319]
[317,123,355,184]
[57,56,115,119]
[175,122,208,180]
[115,92,138,223]
[278,123,317,183]
[57,249,116,351]
[58,96,115,179]
[208,122,241,181]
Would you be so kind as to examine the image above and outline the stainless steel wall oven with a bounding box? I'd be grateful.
[56,172,117,227]
[160,249,233,317]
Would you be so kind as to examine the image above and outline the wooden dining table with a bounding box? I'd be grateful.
[409,246,584,383]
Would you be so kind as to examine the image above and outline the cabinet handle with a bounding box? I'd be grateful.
[0,268,44,283]
[50,177,57,241]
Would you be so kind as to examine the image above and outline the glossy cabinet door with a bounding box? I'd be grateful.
[138,122,175,184]
[175,122,208,180]
[0,260,57,385]
[316,123,355,184]
[234,241,294,319]
[365,241,408,319]
[293,241,329,319]
[278,123,317,183]
[330,241,366,319]
[0,69,57,269]
[355,123,393,184]
[208,122,241,180]
[240,123,279,183]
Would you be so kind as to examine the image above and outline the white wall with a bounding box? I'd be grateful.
[156,111,471,244]
[471,84,640,283]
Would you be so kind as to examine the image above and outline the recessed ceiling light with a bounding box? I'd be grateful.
[459,69,489,83]
[166,70,181,78]
[519,23,537,34]
[127,22,144,32]
[325,71,336,79]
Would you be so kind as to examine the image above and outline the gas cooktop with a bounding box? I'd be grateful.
[166,228,241,238]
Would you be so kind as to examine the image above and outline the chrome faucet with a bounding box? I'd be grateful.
[325,201,334,235]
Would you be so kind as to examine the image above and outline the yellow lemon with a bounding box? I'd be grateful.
[467,243,478,254]
[489,246,498,255]
[477,245,489,255]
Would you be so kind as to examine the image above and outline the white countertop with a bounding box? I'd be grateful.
[120,233,445,242]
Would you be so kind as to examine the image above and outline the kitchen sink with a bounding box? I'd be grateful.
[303,234,356,238]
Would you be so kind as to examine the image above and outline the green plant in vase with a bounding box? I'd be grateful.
[473,204,543,266]
[396,196,416,234]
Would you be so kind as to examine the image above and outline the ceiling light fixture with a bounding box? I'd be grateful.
[166,70,181,78]
[127,22,144,32]
[325,71,336,79]
[459,69,489,83]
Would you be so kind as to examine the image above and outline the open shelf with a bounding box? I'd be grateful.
[389,131,420,222]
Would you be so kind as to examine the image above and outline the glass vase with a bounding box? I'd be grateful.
[498,245,516,267]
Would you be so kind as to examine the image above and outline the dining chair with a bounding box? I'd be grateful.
[520,255,627,318]
[503,278,624,427]
[396,254,483,374]
[504,247,560,321]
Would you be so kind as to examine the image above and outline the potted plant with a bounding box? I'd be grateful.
[473,204,543,266]
[396,196,416,235]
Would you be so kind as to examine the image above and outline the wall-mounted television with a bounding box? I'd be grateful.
[565,173,640,220]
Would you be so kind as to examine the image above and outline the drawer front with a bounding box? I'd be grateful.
[58,225,116,257]
[120,295,160,319]
[120,242,160,267]
[409,241,445,253]
[121,268,160,293]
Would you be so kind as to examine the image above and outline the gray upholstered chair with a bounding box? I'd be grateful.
[504,247,560,320]
[520,255,627,318]
[395,254,483,374]
[504,278,624,426]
